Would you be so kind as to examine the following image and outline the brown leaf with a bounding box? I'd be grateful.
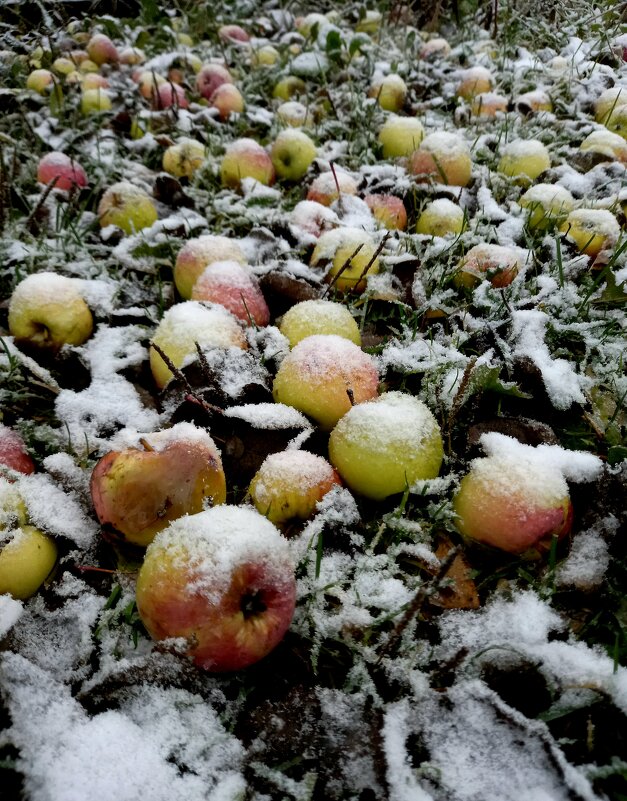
[430,535,480,610]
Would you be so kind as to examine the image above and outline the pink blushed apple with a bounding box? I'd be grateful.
[220,138,275,189]
[196,63,233,100]
[0,426,35,477]
[306,170,358,206]
[135,505,296,671]
[86,33,119,66]
[191,260,270,327]
[455,243,520,288]
[365,194,407,230]
[210,83,244,119]
[218,25,250,45]
[153,82,188,111]
[174,235,246,299]
[37,152,87,191]
[409,132,472,187]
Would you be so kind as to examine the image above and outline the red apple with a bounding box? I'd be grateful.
[37,152,87,191]
[210,83,244,119]
[0,426,35,478]
[191,260,270,327]
[218,25,250,44]
[152,82,188,111]
[135,505,296,671]
[196,63,233,100]
[86,33,119,66]
[90,423,227,547]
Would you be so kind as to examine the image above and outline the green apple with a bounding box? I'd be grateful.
[279,299,361,347]
[0,525,57,600]
[271,129,317,181]
[519,183,575,230]
[378,115,425,159]
[559,209,620,258]
[416,199,466,237]
[98,181,158,234]
[497,139,551,185]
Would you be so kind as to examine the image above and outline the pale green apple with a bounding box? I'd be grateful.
[271,129,317,181]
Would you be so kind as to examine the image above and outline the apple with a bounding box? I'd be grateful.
[453,446,573,554]
[191,260,270,327]
[26,69,54,95]
[580,129,627,164]
[306,170,358,206]
[273,75,306,101]
[272,334,379,430]
[196,63,233,100]
[296,12,328,35]
[271,129,317,181]
[162,138,206,179]
[52,57,75,76]
[289,200,339,240]
[0,524,57,600]
[276,101,315,128]
[355,10,382,34]
[251,45,280,67]
[249,450,341,525]
[310,227,380,293]
[364,194,407,230]
[369,74,407,112]
[174,235,246,299]
[135,505,296,672]
[514,90,552,114]
[519,183,575,230]
[328,391,443,500]
[454,243,520,288]
[69,49,89,66]
[279,298,361,347]
[81,73,110,90]
[81,87,112,115]
[8,271,93,351]
[416,198,466,237]
[559,209,620,258]
[98,181,158,235]
[91,424,227,547]
[79,59,100,74]
[409,131,472,187]
[470,92,508,118]
[220,138,275,189]
[119,46,146,66]
[218,24,250,44]
[420,37,451,59]
[86,33,119,65]
[594,86,627,124]
[497,139,551,184]
[136,69,166,100]
[378,115,425,159]
[37,152,87,191]
[150,300,247,388]
[604,104,627,140]
[210,83,244,119]
[456,66,494,100]
[153,82,188,111]
[0,426,35,477]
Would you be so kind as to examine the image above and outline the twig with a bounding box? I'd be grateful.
[322,242,364,297]
[149,341,222,416]
[351,231,391,293]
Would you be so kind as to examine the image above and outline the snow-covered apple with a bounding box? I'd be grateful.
[249,450,341,525]
[369,74,407,112]
[594,86,627,124]
[279,299,361,347]
[559,209,620,258]
[8,272,93,351]
[456,66,494,100]
[416,198,466,237]
[91,424,227,547]
[519,183,575,230]
[328,391,444,500]
[191,261,270,327]
[0,524,57,600]
[454,243,520,288]
[378,115,425,159]
[409,131,472,187]
[497,139,551,184]
[98,181,158,234]
[470,92,508,118]
[310,227,380,292]
[174,235,246,299]
[273,334,379,430]
[579,129,627,164]
[306,170,358,206]
[162,138,206,179]
[135,505,296,671]
[150,300,247,388]
[0,426,35,478]
[37,152,87,191]
[220,138,275,189]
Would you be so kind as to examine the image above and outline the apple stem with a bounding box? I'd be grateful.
[329,162,344,215]
[139,437,155,452]
[346,387,355,406]
[75,565,116,574]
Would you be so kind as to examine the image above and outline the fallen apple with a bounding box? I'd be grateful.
[174,235,246,300]
[456,66,494,100]
[378,115,425,159]
[310,227,380,292]
[220,138,275,189]
[306,170,358,206]
[91,423,227,547]
[279,298,361,347]
[519,183,575,231]
[497,139,551,185]
[162,138,206,179]
[559,209,620,258]
[369,74,407,112]
[98,181,158,234]
[364,194,407,230]
[37,152,88,191]
[86,33,119,65]
[210,84,244,120]
[0,426,35,478]
[135,505,296,671]
[196,63,232,100]
[0,524,57,600]
[191,260,270,327]
[416,198,466,237]
[409,131,472,187]
[454,243,520,288]
[271,129,317,181]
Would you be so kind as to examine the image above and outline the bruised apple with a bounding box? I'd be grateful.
[454,243,520,288]
[273,334,379,430]
[91,423,226,547]
[249,450,341,525]
[135,505,296,671]
[328,392,443,500]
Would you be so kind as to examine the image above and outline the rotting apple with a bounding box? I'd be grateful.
[220,138,276,189]
[514,90,552,114]
[91,423,227,547]
[249,450,341,525]
[174,235,246,300]
[150,300,247,388]
[279,298,361,347]
[135,505,296,671]
[328,391,444,500]
[408,131,472,187]
[416,198,466,237]
[98,181,158,234]
[8,271,93,352]
[454,243,520,288]
[310,227,380,292]
[272,334,379,430]
[378,115,425,159]
[191,260,270,327]
[37,152,87,191]
[271,129,317,181]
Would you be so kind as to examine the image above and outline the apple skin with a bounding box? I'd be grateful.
[310,227,380,293]
[0,525,57,600]
[90,425,227,547]
[210,84,244,119]
[0,426,35,477]
[306,171,358,206]
[8,272,93,352]
[470,92,508,118]
[136,70,166,100]
[497,139,551,185]
[273,76,306,101]
[249,450,341,525]
[220,138,276,189]
[409,132,472,187]
[365,194,407,231]
[559,209,621,258]
[279,299,361,348]
[162,138,206,179]
[605,104,627,140]
[196,63,233,100]
[272,334,379,431]
[580,129,627,165]
[135,505,296,672]
[98,181,158,235]
[81,88,112,115]
[174,235,246,300]
[455,243,520,289]
[26,69,54,95]
[218,24,250,44]
[81,73,110,91]
[271,129,317,181]
[519,184,575,231]
[378,115,425,159]
[37,152,87,191]
[328,391,443,501]
[191,260,270,327]
[594,86,627,124]
[153,82,188,111]
[150,301,247,388]
[453,456,573,554]
[369,74,407,112]
[416,198,466,237]
[86,33,119,65]
[456,66,494,100]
